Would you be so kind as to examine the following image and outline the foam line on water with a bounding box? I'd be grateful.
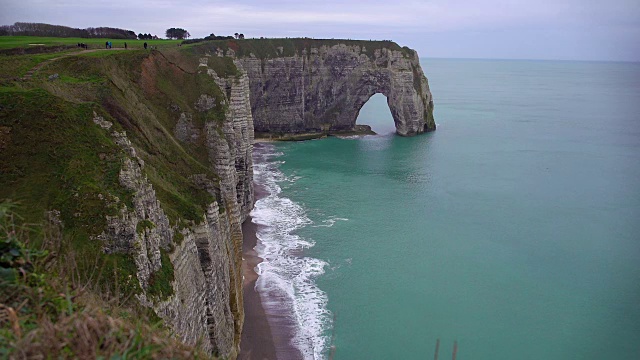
[251,144,332,360]
[312,217,349,228]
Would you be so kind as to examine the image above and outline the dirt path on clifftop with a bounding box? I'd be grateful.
[21,48,127,81]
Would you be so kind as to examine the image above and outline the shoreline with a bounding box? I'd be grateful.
[240,213,277,360]
[239,145,303,360]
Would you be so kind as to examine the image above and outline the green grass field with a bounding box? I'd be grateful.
[0,36,187,80]
[0,36,182,50]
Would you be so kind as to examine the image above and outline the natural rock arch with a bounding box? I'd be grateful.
[237,43,435,137]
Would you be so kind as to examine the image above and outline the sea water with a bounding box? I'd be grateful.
[250,59,640,359]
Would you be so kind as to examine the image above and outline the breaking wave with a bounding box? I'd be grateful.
[250,144,332,359]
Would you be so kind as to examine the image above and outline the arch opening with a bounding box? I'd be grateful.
[355,93,396,135]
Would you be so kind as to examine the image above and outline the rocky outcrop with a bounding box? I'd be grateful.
[236,43,435,136]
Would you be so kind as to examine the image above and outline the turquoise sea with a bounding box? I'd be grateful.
[250,59,640,359]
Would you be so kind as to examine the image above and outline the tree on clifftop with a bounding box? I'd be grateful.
[138,33,155,40]
[165,28,190,40]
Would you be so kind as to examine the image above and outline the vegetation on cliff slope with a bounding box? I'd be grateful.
[0,40,236,357]
[0,46,231,225]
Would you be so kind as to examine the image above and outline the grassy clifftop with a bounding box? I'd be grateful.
[186,37,415,59]
[0,43,235,358]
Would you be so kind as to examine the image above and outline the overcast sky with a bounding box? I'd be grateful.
[2,0,639,61]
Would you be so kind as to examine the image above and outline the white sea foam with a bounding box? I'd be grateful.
[337,135,366,140]
[251,144,332,359]
[312,217,349,228]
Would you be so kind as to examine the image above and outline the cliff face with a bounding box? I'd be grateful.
[99,54,254,357]
[234,42,435,136]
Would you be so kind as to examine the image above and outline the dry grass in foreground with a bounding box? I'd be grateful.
[0,201,214,359]
[2,305,211,359]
